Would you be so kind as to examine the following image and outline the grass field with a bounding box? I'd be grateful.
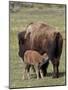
[9,3,66,88]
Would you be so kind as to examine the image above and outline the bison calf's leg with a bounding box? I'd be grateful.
[26,64,31,79]
[34,65,40,79]
[40,69,44,79]
[22,63,27,80]
[23,64,31,80]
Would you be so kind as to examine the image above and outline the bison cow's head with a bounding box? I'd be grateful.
[18,31,26,59]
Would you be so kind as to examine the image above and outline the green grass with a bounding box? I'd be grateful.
[9,5,66,88]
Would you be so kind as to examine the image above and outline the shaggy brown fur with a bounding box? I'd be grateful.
[18,22,63,78]
[25,22,56,39]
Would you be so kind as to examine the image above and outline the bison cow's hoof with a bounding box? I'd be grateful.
[52,74,59,78]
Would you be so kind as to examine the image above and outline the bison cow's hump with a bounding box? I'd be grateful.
[27,22,57,39]
[25,22,58,41]
[27,22,56,32]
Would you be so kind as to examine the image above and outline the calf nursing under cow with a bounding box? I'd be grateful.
[18,22,63,79]
[23,50,49,80]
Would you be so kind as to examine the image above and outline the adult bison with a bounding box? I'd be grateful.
[18,22,63,78]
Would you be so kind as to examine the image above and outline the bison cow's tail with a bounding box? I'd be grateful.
[54,32,63,58]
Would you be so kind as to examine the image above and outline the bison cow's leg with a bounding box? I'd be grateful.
[40,61,49,76]
[52,58,59,78]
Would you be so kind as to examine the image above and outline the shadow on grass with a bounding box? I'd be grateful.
[29,72,65,79]
[46,72,65,78]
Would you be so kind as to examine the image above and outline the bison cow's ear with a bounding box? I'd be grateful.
[54,32,60,38]
[54,32,61,41]
[18,31,26,45]
[54,32,60,37]
[56,32,60,38]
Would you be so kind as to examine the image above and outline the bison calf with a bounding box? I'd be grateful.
[23,50,49,80]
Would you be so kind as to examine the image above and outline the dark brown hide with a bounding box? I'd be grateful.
[18,31,26,58]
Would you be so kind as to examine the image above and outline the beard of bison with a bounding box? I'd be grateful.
[18,31,49,77]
